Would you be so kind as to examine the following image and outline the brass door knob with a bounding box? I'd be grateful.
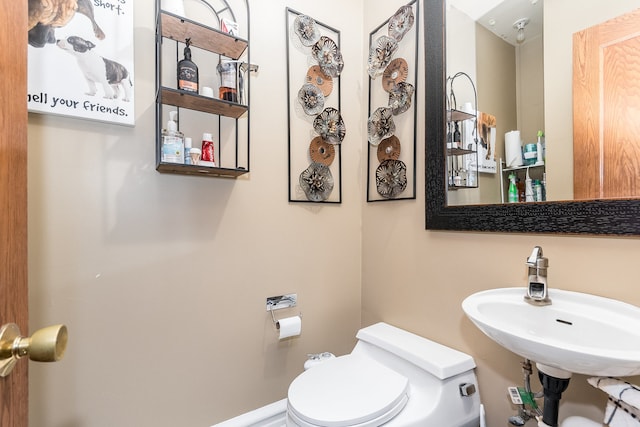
[0,323,68,377]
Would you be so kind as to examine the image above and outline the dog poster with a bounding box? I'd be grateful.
[477,112,497,173]
[460,110,497,174]
[27,0,134,126]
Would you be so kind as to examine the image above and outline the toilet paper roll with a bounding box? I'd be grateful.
[276,316,302,340]
[505,130,523,168]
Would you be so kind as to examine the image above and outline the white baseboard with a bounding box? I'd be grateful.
[212,399,287,427]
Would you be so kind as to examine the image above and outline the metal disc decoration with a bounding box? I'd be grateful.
[313,107,346,144]
[309,136,336,166]
[367,106,395,146]
[388,5,415,42]
[300,162,334,202]
[376,159,407,199]
[388,82,414,115]
[382,58,409,92]
[377,135,401,162]
[294,15,320,46]
[298,83,325,115]
[368,36,398,79]
[312,36,344,78]
[306,65,333,97]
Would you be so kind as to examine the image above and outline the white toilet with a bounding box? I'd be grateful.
[286,322,481,427]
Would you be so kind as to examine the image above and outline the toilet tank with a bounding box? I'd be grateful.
[355,322,476,380]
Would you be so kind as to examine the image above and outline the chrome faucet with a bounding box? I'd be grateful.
[524,246,551,305]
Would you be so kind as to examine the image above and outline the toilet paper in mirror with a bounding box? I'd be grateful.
[505,131,523,167]
[276,316,302,339]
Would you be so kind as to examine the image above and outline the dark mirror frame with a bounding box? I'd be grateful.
[424,0,640,235]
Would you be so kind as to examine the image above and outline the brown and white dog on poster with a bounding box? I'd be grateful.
[56,36,132,101]
[28,0,105,48]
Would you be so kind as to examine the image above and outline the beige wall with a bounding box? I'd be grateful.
[27,1,640,427]
[362,3,640,427]
[476,24,517,205]
[27,0,363,425]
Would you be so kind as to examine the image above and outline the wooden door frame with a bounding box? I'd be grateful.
[0,0,29,425]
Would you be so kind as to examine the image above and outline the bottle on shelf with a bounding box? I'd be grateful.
[508,173,518,203]
[177,38,199,93]
[453,121,461,149]
[525,168,534,202]
[201,132,216,167]
[217,61,238,103]
[161,111,184,163]
[534,179,542,202]
[536,130,545,165]
[183,137,192,164]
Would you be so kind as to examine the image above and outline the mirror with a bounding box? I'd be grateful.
[443,0,640,206]
[424,0,640,235]
[446,0,543,206]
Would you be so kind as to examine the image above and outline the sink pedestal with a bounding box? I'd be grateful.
[537,364,572,427]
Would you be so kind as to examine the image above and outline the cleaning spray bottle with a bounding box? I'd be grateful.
[161,111,184,163]
[508,173,518,203]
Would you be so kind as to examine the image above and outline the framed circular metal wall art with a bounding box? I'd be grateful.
[306,65,333,96]
[388,5,415,42]
[368,35,399,79]
[298,83,325,115]
[314,107,346,144]
[388,82,414,115]
[376,159,407,199]
[366,0,418,202]
[294,14,320,46]
[300,162,334,202]
[312,36,344,78]
[368,106,395,146]
[287,8,343,203]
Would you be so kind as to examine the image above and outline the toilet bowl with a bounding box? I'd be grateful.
[286,322,481,427]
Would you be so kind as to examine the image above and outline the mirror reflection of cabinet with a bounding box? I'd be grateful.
[446,109,478,189]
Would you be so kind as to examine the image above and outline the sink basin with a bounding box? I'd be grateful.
[462,287,640,377]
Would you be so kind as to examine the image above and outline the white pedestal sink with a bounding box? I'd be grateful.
[462,287,640,377]
[463,287,640,426]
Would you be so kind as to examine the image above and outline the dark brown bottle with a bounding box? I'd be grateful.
[177,39,198,93]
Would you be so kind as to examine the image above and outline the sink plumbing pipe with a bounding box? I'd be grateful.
[508,359,544,426]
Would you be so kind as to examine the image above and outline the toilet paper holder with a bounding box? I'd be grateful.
[266,294,301,325]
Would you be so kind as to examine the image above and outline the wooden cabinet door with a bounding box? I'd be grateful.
[573,8,640,199]
[0,0,29,425]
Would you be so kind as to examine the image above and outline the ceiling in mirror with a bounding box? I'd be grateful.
[451,0,543,46]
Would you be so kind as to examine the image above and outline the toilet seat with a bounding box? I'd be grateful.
[287,354,410,427]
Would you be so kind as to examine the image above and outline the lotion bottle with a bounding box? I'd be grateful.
[161,111,184,163]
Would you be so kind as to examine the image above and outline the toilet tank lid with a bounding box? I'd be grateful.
[356,322,476,380]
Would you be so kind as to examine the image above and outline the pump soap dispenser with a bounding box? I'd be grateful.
[161,111,184,163]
